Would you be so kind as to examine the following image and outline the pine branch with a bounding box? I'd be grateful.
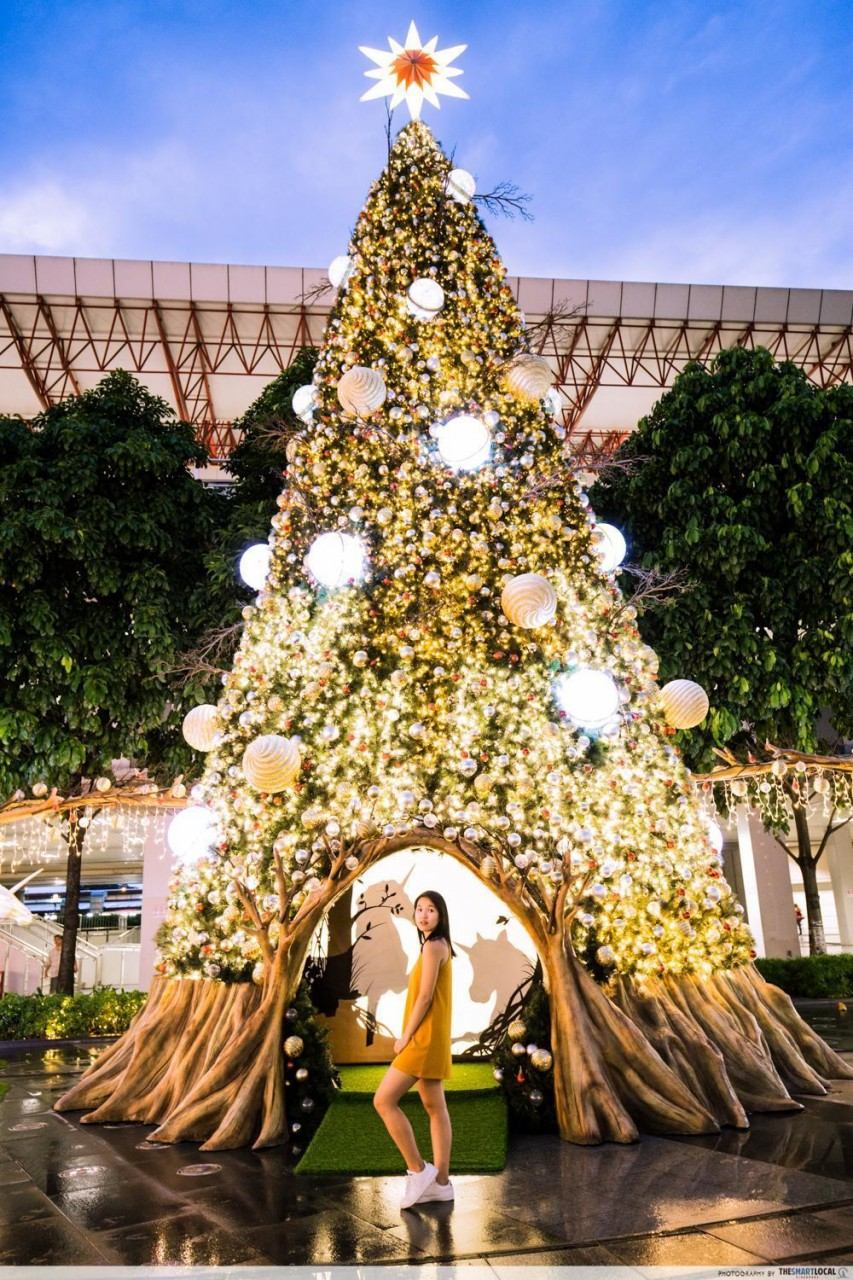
[473,181,534,221]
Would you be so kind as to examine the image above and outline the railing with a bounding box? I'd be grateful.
[0,923,140,995]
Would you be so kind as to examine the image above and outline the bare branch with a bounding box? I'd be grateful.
[298,278,335,307]
[525,299,589,348]
[164,624,244,685]
[473,181,534,222]
[608,565,693,627]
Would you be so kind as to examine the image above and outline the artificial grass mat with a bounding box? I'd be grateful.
[295,1061,506,1175]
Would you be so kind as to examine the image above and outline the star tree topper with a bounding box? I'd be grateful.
[360,20,469,120]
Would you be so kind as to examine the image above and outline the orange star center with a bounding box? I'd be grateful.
[393,48,438,90]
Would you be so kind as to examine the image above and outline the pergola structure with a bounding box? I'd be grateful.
[1,253,852,464]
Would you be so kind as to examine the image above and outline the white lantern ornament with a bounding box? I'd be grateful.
[306,532,366,588]
[660,679,709,730]
[555,668,621,730]
[337,366,386,417]
[435,414,491,471]
[291,385,317,425]
[504,354,553,403]
[592,524,627,573]
[328,255,353,289]
[182,704,220,752]
[407,277,445,321]
[446,168,475,203]
[168,806,219,864]
[242,734,301,793]
[239,543,271,591]
[501,574,558,629]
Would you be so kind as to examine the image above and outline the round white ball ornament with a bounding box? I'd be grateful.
[407,277,445,321]
[306,532,366,588]
[504,354,553,403]
[435,414,491,470]
[328,255,353,289]
[660,679,709,729]
[291,385,317,424]
[500,573,558,629]
[182,704,220,752]
[337,366,386,417]
[242,734,301,793]
[446,168,476,203]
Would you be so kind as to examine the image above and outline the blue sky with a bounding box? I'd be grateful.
[0,0,851,288]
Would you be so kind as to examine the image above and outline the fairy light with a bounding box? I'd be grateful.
[155,121,757,985]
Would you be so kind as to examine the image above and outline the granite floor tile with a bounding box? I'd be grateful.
[243,1209,422,1265]
[182,1175,329,1229]
[94,1209,269,1266]
[484,1243,625,1269]
[606,1229,771,1266]
[51,1178,188,1232]
[388,1204,567,1261]
[0,1183,58,1226]
[706,1210,853,1260]
[0,1215,112,1266]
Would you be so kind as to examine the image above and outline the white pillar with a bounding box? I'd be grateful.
[735,807,766,956]
[139,811,176,990]
[828,823,853,949]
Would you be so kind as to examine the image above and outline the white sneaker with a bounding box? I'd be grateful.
[415,1177,454,1204]
[400,1161,437,1210]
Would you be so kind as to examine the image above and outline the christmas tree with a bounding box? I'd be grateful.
[58,25,850,1150]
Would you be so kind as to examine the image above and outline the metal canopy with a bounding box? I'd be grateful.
[1,254,851,463]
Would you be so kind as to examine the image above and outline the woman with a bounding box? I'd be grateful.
[373,890,455,1210]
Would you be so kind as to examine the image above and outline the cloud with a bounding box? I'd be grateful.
[0,181,108,255]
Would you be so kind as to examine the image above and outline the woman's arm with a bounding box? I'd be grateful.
[394,940,447,1055]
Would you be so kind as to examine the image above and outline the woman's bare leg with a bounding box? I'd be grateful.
[373,1067,424,1171]
[417,1079,452,1183]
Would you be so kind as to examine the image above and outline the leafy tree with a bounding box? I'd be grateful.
[0,371,223,989]
[592,346,853,951]
[176,350,319,688]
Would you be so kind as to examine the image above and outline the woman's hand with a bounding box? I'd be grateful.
[394,1036,408,1055]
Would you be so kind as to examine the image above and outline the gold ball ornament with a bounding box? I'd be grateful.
[284,1035,304,1058]
[242,734,300,793]
[182,704,220,752]
[530,1048,553,1071]
[500,573,558,629]
[503,354,553,403]
[337,366,387,417]
[660,679,710,730]
[508,1019,526,1042]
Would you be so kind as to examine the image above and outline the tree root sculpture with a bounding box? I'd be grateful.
[543,934,718,1144]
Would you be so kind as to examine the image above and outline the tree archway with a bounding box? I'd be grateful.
[55,829,850,1150]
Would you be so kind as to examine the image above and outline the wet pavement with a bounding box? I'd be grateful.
[3,1038,853,1267]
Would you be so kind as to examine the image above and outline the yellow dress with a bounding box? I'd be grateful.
[391,944,452,1080]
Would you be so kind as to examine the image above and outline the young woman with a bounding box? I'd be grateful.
[373,890,455,1210]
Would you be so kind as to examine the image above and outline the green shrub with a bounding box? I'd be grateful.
[756,955,853,999]
[0,988,147,1040]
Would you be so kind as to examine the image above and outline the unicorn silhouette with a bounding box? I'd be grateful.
[458,928,533,1028]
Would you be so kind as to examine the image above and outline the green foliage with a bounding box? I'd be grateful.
[492,977,557,1133]
[592,347,853,771]
[756,954,853,998]
[0,370,225,793]
[201,351,318,631]
[0,987,147,1039]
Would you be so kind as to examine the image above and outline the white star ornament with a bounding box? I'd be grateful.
[360,21,469,120]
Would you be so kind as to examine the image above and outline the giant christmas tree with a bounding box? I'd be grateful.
[58,26,850,1149]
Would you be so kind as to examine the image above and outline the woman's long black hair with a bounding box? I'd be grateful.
[414,890,456,957]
